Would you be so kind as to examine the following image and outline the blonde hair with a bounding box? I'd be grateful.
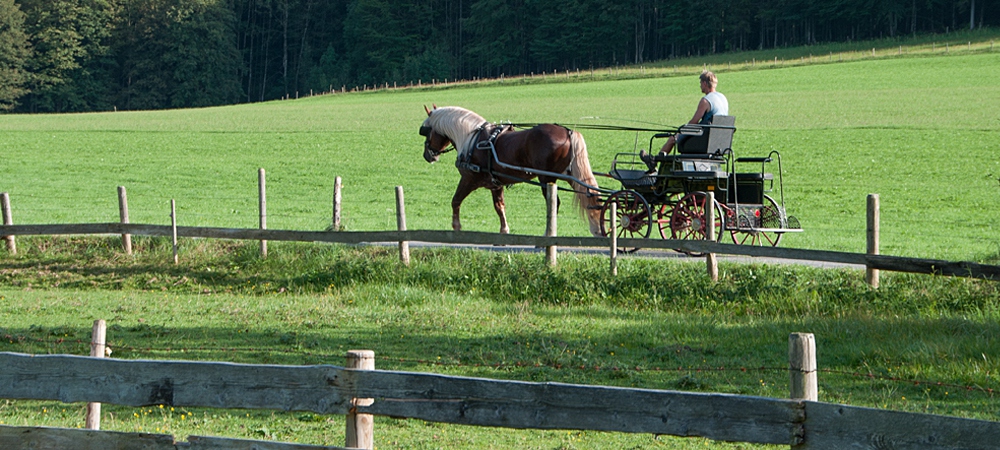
[699,71,718,88]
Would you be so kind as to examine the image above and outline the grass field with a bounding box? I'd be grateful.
[1,33,1000,449]
[0,238,997,448]
[2,40,998,261]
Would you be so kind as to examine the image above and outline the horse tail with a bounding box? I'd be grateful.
[567,129,604,237]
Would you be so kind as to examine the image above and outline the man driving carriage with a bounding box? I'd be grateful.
[640,70,729,170]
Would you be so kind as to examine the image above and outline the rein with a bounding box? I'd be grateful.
[430,146,455,157]
[507,122,678,133]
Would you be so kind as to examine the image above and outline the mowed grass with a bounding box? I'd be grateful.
[1,51,999,260]
[0,238,998,448]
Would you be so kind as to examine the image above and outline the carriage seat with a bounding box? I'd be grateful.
[611,168,656,188]
[677,115,736,155]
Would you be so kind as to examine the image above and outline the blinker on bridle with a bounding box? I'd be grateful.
[421,125,455,157]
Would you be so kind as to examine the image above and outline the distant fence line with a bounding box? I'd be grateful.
[309,38,996,95]
[2,328,999,449]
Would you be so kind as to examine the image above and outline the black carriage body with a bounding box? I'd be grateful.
[604,115,801,253]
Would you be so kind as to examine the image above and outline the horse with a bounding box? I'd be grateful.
[419,105,603,236]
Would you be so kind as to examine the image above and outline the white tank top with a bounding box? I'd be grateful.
[702,92,729,124]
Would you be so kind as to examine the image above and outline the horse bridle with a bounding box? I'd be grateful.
[421,125,456,158]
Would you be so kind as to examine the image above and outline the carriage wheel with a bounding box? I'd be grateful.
[655,194,684,240]
[669,192,724,256]
[600,190,652,253]
[730,194,784,247]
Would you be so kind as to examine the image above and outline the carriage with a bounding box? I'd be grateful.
[419,106,801,255]
[598,115,802,254]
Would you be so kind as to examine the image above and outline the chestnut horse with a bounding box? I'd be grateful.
[420,106,603,236]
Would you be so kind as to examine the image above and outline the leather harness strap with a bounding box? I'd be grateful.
[457,122,509,187]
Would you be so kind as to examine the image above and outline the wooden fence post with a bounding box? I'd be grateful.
[259,168,267,258]
[117,187,132,255]
[545,183,558,267]
[1,192,14,255]
[170,200,178,265]
[333,176,343,231]
[789,332,818,402]
[706,191,718,282]
[866,194,880,288]
[345,350,375,449]
[609,202,617,276]
[395,186,409,266]
[85,319,107,430]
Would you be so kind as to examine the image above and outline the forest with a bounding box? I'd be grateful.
[0,0,993,113]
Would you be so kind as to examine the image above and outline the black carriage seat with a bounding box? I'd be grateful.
[677,115,736,155]
[611,168,656,189]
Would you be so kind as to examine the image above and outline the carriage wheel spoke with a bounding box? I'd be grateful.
[669,192,721,256]
[599,190,651,253]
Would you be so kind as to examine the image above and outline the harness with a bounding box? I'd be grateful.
[456,122,510,186]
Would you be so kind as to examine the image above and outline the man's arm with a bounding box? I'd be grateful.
[688,98,711,124]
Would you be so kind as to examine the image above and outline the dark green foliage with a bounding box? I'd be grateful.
[111,0,242,110]
[0,0,29,110]
[17,0,114,112]
[305,44,347,92]
[162,0,243,108]
[2,0,999,111]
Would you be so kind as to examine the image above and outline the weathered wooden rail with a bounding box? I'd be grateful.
[2,222,998,280]
[0,352,997,449]
[0,426,346,450]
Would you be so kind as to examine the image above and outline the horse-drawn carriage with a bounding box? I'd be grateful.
[599,115,802,254]
[419,106,801,254]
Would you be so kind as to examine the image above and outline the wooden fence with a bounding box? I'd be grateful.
[3,183,998,282]
[1,344,998,450]
[1,221,998,281]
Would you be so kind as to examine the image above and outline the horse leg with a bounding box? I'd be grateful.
[451,178,477,231]
[491,187,510,234]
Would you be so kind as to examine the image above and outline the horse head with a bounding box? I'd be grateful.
[420,106,452,163]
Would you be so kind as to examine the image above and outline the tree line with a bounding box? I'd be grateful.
[0,0,993,113]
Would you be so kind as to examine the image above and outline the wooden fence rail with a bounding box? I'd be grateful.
[0,352,997,449]
[0,426,347,450]
[1,223,998,281]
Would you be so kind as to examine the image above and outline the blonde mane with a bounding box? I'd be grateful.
[422,106,488,157]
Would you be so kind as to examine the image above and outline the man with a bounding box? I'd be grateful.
[640,71,729,170]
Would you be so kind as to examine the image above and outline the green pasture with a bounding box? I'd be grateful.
[1,38,1000,449]
[0,239,997,448]
[1,50,998,261]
